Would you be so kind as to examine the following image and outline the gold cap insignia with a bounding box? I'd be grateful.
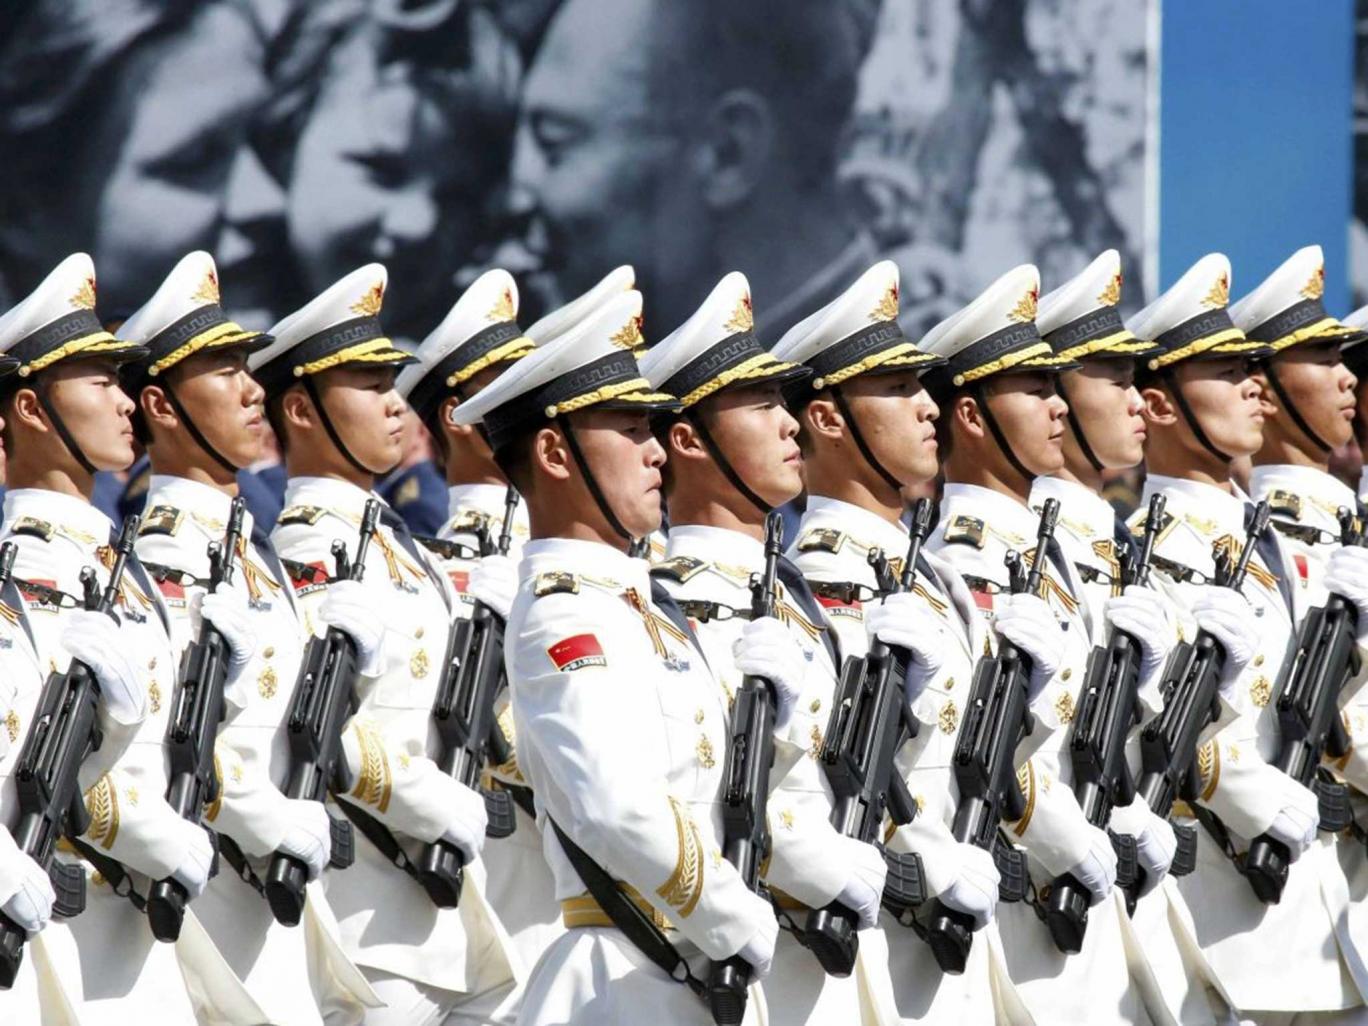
[610,314,645,350]
[1008,286,1039,323]
[1299,266,1325,301]
[350,280,386,317]
[1201,273,1230,309]
[192,268,220,305]
[70,276,97,310]
[724,292,754,334]
[870,281,899,323]
[487,287,516,323]
[1097,272,1122,307]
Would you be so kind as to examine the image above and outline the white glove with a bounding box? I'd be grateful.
[167,819,215,899]
[735,915,778,981]
[833,837,887,930]
[59,610,147,726]
[1190,587,1259,699]
[276,798,332,881]
[864,592,944,706]
[1264,777,1319,858]
[1326,546,1368,643]
[732,616,804,732]
[0,831,54,934]
[992,593,1065,703]
[1104,586,1172,683]
[936,842,1001,929]
[1110,797,1177,895]
[195,591,256,688]
[319,580,401,677]
[468,554,518,620]
[439,781,490,863]
[1064,824,1118,904]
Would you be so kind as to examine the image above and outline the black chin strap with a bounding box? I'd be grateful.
[1054,376,1106,473]
[161,381,241,475]
[34,378,97,475]
[1263,361,1332,455]
[685,408,770,514]
[302,375,382,477]
[557,414,632,542]
[1160,368,1233,463]
[830,386,904,494]
[970,383,1035,487]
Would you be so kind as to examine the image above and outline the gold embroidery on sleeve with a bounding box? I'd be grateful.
[351,721,393,813]
[656,796,705,918]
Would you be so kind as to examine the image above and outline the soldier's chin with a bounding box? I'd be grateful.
[627,491,663,537]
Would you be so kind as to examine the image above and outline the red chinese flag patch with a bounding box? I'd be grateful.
[289,560,329,593]
[156,577,185,601]
[815,595,863,619]
[448,570,470,594]
[1294,554,1308,583]
[972,589,994,612]
[547,633,606,672]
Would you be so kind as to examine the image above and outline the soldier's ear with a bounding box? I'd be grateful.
[440,395,474,438]
[139,385,177,432]
[532,424,572,482]
[697,89,772,211]
[279,384,315,435]
[952,394,987,442]
[804,395,844,441]
[666,418,707,461]
[1138,385,1177,426]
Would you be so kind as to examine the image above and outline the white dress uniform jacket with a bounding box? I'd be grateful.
[928,483,1143,1025]
[1138,473,1368,1013]
[505,537,776,1026]
[0,488,264,1025]
[134,474,380,1024]
[1031,474,1221,1025]
[655,522,890,1026]
[790,495,1031,1025]
[271,477,517,1003]
[0,571,85,1025]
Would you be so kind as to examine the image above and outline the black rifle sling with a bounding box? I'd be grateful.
[549,817,707,1001]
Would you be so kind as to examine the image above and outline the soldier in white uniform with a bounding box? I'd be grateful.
[394,269,550,1022]
[637,270,888,1024]
[451,289,786,1025]
[917,263,1145,1023]
[0,341,150,1025]
[1231,246,1368,1023]
[117,251,381,1025]
[1128,252,1365,1023]
[770,260,1044,1024]
[0,254,256,1023]
[247,265,517,1025]
[1033,250,1235,1025]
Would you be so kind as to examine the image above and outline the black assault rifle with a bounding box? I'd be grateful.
[924,497,1059,974]
[416,487,521,907]
[707,511,783,1026]
[803,499,933,974]
[146,498,246,941]
[1044,494,1169,951]
[1243,507,1360,903]
[0,516,140,985]
[1134,502,1271,881]
[262,500,381,925]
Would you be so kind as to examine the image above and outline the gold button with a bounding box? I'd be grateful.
[416,626,425,639]
[810,698,822,713]
[1253,654,1264,667]
[148,657,157,670]
[697,735,716,769]
[1061,667,1072,681]
[945,676,955,691]
[263,646,275,659]
[694,708,705,724]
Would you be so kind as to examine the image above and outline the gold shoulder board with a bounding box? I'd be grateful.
[942,515,985,549]
[797,528,845,554]
[278,505,328,526]
[651,556,706,583]
[534,571,580,598]
[139,504,184,536]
